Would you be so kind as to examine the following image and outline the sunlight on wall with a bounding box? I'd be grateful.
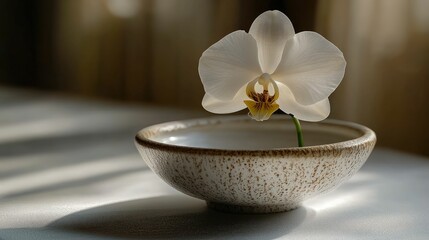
[106,0,142,18]
[80,0,102,29]
[371,0,409,58]
[317,0,429,156]
[413,0,429,33]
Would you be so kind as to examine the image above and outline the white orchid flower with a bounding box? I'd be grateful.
[198,10,346,122]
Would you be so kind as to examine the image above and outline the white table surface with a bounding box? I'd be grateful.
[1,88,428,240]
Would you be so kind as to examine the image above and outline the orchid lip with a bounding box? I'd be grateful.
[244,73,280,121]
[246,74,279,103]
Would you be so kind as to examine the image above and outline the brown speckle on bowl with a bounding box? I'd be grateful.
[135,116,376,213]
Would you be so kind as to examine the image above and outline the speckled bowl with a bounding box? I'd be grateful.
[135,115,376,213]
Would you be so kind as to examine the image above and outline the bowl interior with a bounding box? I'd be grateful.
[144,116,366,150]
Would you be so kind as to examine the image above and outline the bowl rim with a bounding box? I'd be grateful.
[135,115,376,156]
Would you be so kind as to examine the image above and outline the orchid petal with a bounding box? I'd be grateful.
[277,82,330,122]
[199,30,261,101]
[274,31,346,105]
[249,10,295,74]
[202,89,247,114]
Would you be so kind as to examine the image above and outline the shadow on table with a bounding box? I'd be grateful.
[49,195,312,240]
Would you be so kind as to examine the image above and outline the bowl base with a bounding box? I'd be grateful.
[206,201,299,214]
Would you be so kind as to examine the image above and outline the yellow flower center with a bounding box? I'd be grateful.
[244,73,280,121]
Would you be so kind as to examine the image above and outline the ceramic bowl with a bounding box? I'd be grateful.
[135,115,376,213]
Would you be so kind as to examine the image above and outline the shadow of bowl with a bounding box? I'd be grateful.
[49,195,311,239]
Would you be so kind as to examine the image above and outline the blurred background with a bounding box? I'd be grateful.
[1,0,428,156]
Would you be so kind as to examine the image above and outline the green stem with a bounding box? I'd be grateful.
[289,114,304,147]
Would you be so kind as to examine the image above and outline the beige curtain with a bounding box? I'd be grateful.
[316,0,429,156]
[39,0,312,107]
[41,0,242,106]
